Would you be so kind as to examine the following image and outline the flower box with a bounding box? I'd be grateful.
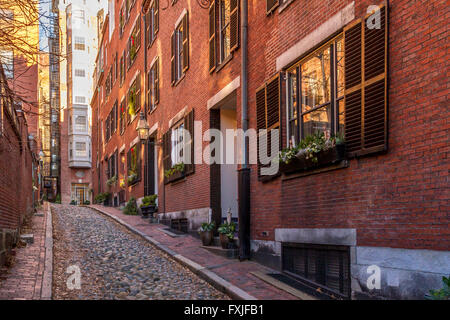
[280,144,346,174]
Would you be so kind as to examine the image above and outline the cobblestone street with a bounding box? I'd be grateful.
[52,204,228,300]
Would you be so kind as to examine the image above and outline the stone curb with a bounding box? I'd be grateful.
[41,202,53,300]
[89,205,257,300]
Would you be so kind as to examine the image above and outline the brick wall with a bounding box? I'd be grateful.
[248,0,449,251]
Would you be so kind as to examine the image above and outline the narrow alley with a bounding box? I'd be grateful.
[51,204,228,300]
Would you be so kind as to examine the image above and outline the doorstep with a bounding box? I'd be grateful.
[89,204,300,300]
[201,245,239,259]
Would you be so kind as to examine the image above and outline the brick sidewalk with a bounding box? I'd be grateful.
[90,205,297,300]
[0,209,48,300]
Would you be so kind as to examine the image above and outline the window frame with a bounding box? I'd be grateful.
[219,0,231,63]
[286,35,345,146]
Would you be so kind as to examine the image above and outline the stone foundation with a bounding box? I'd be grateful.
[250,228,450,300]
[157,207,211,232]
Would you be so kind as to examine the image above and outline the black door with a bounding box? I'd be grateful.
[144,137,156,196]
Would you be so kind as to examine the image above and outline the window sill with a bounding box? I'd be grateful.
[148,105,158,115]
[215,53,233,73]
[282,160,349,181]
[172,73,186,87]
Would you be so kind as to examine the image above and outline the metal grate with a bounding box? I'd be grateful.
[282,243,351,299]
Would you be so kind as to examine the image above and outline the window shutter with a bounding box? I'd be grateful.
[209,0,216,73]
[155,57,159,104]
[184,109,195,175]
[137,143,142,180]
[230,0,239,52]
[266,0,279,14]
[154,0,159,35]
[162,131,172,171]
[182,12,189,72]
[256,74,281,178]
[127,149,131,176]
[170,31,175,85]
[344,5,388,157]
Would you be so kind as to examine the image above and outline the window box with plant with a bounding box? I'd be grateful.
[279,132,345,175]
[164,162,185,182]
[218,221,236,249]
[198,221,215,246]
[106,175,117,187]
[140,194,157,219]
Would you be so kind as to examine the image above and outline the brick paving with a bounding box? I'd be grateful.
[90,204,298,300]
[0,209,47,300]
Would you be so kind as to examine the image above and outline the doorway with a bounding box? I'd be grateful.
[72,183,88,204]
[220,109,238,222]
[145,136,158,197]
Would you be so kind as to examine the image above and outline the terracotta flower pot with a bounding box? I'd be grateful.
[200,230,213,246]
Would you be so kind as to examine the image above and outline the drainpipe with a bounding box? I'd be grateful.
[238,0,250,260]
[142,5,148,196]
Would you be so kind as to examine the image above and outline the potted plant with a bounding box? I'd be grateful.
[140,195,158,219]
[218,221,236,249]
[198,221,215,246]
[123,197,138,215]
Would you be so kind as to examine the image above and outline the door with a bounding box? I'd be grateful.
[220,108,238,220]
[145,137,158,196]
[76,187,85,204]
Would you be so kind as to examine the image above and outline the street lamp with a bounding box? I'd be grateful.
[136,111,150,143]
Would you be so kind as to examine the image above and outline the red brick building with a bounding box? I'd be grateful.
[91,0,449,299]
[0,64,39,266]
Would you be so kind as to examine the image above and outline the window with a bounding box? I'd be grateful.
[114,52,118,82]
[75,96,86,104]
[287,37,344,145]
[171,122,184,167]
[162,110,195,183]
[147,57,159,112]
[119,4,125,37]
[75,116,87,132]
[282,243,351,299]
[105,68,113,96]
[74,36,85,50]
[209,0,239,72]
[75,69,86,77]
[75,141,87,157]
[107,151,118,179]
[171,12,189,84]
[73,10,85,22]
[120,97,126,134]
[127,143,141,185]
[219,0,231,62]
[127,74,141,122]
[146,0,159,46]
[127,18,141,68]
[120,51,125,85]
[0,49,14,79]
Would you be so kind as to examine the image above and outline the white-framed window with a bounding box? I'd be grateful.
[74,36,85,50]
[75,115,87,132]
[219,0,231,63]
[0,49,14,79]
[75,96,86,104]
[74,69,86,77]
[171,122,184,166]
[75,141,87,157]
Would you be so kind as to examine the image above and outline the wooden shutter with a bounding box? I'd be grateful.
[209,1,216,73]
[155,57,159,104]
[256,74,281,178]
[170,31,175,85]
[137,143,142,180]
[154,0,159,35]
[344,4,388,157]
[127,149,131,176]
[182,12,189,72]
[230,0,239,51]
[266,0,279,14]
[162,131,172,171]
[184,109,194,175]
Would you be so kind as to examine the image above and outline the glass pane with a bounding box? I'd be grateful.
[289,119,299,147]
[301,46,331,113]
[338,98,345,134]
[302,104,331,138]
[288,69,297,121]
[336,38,345,98]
